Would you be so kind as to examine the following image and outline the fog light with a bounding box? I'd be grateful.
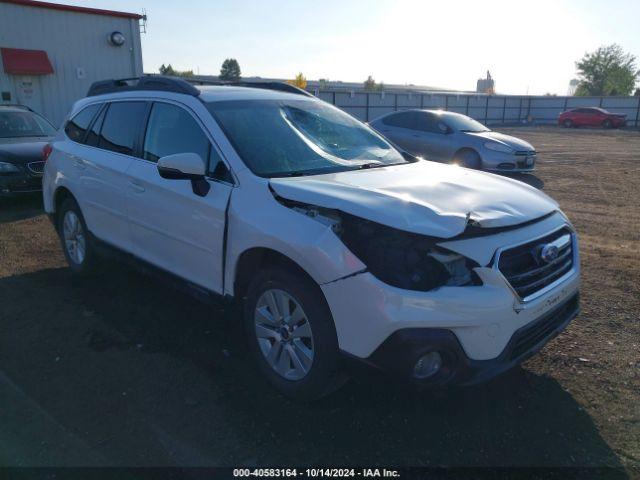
[412,351,442,379]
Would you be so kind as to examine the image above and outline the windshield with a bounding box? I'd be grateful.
[0,110,56,138]
[207,99,406,177]
[444,114,490,133]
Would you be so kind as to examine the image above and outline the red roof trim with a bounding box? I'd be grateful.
[0,0,144,20]
[1,47,54,75]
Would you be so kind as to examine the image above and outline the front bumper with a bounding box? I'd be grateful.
[482,150,536,173]
[0,172,43,197]
[350,293,579,386]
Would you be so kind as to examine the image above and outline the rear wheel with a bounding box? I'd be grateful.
[57,198,98,275]
[243,266,346,400]
[562,119,573,128]
[602,119,612,129]
[454,149,482,169]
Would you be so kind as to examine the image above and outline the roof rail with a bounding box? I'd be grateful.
[87,76,201,97]
[189,78,315,98]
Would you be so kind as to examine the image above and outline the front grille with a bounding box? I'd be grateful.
[509,294,579,360]
[514,150,537,156]
[497,227,574,299]
[27,161,45,175]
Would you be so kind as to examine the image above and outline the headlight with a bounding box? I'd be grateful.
[484,142,514,154]
[280,196,480,292]
[0,161,20,173]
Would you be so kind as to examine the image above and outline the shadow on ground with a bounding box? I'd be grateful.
[498,173,545,190]
[0,265,626,474]
[0,194,43,224]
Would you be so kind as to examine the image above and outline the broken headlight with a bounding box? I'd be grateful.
[338,213,479,291]
[280,196,479,292]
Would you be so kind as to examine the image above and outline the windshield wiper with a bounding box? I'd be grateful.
[357,162,385,170]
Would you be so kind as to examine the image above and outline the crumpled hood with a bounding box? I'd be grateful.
[466,131,534,151]
[270,160,558,238]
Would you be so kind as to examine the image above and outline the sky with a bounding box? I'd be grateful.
[58,0,640,95]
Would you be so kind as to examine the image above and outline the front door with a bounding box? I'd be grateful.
[12,76,44,114]
[125,101,232,293]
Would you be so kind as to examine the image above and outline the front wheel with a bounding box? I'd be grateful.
[563,119,573,128]
[602,119,612,129]
[454,149,482,169]
[243,266,346,400]
[57,198,99,275]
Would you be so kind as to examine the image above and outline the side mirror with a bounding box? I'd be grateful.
[157,152,210,197]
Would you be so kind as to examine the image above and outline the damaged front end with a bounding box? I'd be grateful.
[278,196,482,292]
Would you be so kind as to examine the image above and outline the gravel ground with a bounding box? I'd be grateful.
[0,126,638,472]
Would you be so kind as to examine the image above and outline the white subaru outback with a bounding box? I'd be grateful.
[43,77,580,400]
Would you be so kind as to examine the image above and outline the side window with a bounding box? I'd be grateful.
[143,103,210,164]
[64,104,100,143]
[383,111,419,130]
[98,102,147,156]
[84,106,106,147]
[417,113,447,134]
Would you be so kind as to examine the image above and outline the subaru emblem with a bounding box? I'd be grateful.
[539,244,559,263]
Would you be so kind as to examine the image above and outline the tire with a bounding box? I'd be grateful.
[57,198,99,275]
[454,149,482,169]
[602,119,612,129]
[562,119,573,128]
[243,266,346,400]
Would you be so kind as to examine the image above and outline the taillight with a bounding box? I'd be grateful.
[42,143,53,161]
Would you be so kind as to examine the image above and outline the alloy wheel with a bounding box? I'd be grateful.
[254,288,314,380]
[62,210,86,265]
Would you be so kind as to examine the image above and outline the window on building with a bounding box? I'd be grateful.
[64,104,101,143]
[98,102,147,156]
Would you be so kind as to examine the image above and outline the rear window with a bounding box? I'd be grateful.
[0,109,56,139]
[64,104,100,143]
[97,102,147,156]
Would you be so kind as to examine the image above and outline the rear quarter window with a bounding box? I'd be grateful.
[64,104,101,143]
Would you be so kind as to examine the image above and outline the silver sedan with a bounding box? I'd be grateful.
[369,109,536,172]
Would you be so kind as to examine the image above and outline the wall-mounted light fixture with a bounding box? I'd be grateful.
[108,31,126,47]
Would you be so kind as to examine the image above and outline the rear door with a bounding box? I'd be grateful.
[125,101,233,293]
[79,101,149,252]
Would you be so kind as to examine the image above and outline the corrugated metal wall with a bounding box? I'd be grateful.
[0,2,143,126]
[313,90,640,127]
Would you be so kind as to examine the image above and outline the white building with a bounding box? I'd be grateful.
[0,0,144,125]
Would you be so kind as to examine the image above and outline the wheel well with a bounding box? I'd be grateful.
[53,187,75,225]
[453,147,479,160]
[233,248,317,300]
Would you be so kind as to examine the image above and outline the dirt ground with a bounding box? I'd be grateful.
[0,126,638,472]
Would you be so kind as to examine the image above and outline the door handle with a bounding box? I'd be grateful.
[129,180,145,193]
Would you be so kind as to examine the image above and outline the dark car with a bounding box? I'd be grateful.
[0,105,56,197]
[558,107,627,129]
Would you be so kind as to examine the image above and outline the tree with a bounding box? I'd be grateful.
[287,72,307,89]
[575,44,639,96]
[158,64,193,77]
[363,75,377,91]
[219,58,241,82]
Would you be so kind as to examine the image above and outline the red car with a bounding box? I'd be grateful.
[558,107,627,129]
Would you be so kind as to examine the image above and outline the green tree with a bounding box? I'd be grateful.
[219,58,241,82]
[158,64,194,77]
[363,75,377,91]
[575,44,639,96]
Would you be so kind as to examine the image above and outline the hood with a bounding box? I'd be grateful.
[0,137,51,165]
[270,160,558,239]
[466,131,534,151]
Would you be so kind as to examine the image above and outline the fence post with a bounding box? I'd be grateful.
[394,93,398,112]
[365,93,369,121]
[420,93,424,109]
[502,97,506,124]
[445,95,449,111]
[636,96,640,128]
[484,96,489,124]
[332,91,336,106]
[465,95,470,115]
[518,97,522,123]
